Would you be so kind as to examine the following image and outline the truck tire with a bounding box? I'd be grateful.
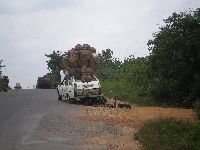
[58,95,62,100]
[66,94,70,101]
[83,98,91,106]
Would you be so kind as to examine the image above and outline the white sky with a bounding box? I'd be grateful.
[0,0,199,88]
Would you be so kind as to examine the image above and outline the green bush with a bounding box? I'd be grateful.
[101,80,134,100]
[100,80,157,106]
[193,100,200,120]
[135,118,200,150]
[147,9,200,106]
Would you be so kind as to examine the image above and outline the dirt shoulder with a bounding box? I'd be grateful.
[0,88,17,92]
[77,99,195,128]
[73,99,196,150]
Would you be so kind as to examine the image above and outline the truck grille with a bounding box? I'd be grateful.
[76,89,99,96]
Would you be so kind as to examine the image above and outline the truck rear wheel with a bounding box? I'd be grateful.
[58,95,62,100]
[82,98,92,106]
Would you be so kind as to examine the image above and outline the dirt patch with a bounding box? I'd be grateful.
[7,89,17,92]
[0,88,17,92]
[77,99,196,129]
[73,99,196,149]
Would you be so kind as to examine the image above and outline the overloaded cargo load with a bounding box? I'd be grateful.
[14,83,22,89]
[61,44,100,82]
[36,74,51,89]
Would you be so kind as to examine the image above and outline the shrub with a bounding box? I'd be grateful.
[100,80,157,106]
[135,118,200,150]
[193,100,200,120]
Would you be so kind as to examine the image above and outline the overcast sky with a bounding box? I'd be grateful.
[0,0,199,88]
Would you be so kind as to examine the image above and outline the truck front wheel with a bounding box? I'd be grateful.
[66,93,70,101]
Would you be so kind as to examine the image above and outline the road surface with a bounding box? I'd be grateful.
[0,89,99,150]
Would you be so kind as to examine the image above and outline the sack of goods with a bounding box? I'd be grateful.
[61,44,100,82]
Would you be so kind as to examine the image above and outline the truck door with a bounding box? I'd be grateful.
[66,80,74,98]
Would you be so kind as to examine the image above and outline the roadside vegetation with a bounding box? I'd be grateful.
[97,8,200,150]
[135,118,200,150]
[193,101,200,120]
[96,8,200,108]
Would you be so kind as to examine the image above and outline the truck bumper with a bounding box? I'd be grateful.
[76,94,103,99]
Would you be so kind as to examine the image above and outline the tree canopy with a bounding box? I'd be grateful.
[0,60,5,76]
[45,51,67,86]
[96,8,200,106]
[148,8,200,106]
[96,49,121,80]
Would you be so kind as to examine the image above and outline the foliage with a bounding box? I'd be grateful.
[95,48,153,105]
[101,80,156,105]
[45,51,67,85]
[193,100,200,120]
[96,8,200,107]
[135,118,200,150]
[97,51,156,105]
[119,56,151,97]
[0,60,5,76]
[148,8,200,106]
[96,49,121,80]
[101,80,133,100]
[0,60,8,92]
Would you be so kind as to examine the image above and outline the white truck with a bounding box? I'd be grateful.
[57,71,104,105]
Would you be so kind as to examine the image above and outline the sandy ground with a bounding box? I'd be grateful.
[74,99,196,150]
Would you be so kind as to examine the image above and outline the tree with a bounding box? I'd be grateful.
[148,8,200,106]
[0,60,9,91]
[0,60,5,76]
[119,56,150,96]
[96,49,121,80]
[45,51,67,85]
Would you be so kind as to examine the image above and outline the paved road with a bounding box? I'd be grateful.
[0,89,94,150]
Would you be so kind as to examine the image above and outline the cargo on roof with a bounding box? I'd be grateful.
[61,44,100,83]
